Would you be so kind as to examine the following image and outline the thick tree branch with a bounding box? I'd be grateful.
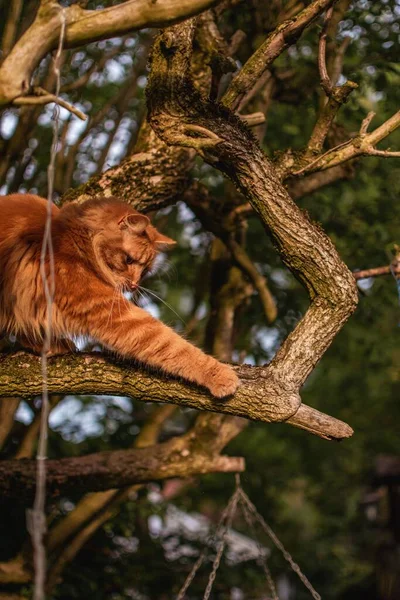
[0,0,222,106]
[0,352,352,441]
[0,418,244,502]
[144,20,359,436]
[61,122,196,211]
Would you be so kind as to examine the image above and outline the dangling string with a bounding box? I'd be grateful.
[176,473,321,600]
[26,9,66,600]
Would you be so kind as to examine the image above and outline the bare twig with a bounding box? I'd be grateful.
[353,264,400,281]
[318,5,335,96]
[292,110,400,176]
[359,111,376,135]
[303,1,357,156]
[13,87,87,121]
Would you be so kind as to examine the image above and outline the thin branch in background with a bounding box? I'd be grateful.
[318,5,335,96]
[0,0,24,61]
[14,397,63,460]
[60,37,129,93]
[228,240,277,324]
[306,4,357,156]
[222,0,336,110]
[13,87,87,121]
[353,265,400,280]
[293,109,400,176]
[0,398,21,450]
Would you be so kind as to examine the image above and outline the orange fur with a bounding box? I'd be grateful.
[0,194,238,397]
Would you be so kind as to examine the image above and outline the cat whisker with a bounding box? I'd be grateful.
[154,259,178,283]
[137,285,186,325]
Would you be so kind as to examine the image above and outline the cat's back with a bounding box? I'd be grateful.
[0,195,60,332]
[0,194,58,242]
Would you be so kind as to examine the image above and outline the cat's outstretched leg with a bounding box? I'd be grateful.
[66,291,239,398]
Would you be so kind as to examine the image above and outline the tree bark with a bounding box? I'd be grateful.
[0,352,353,440]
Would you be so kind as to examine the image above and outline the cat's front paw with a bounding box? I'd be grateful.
[207,363,239,398]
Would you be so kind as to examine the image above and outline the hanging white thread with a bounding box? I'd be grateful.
[26,9,66,600]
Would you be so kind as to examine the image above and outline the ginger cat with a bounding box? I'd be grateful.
[0,194,239,398]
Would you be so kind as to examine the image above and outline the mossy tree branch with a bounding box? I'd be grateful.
[0,352,352,441]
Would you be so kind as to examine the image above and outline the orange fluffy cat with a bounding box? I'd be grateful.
[0,194,238,398]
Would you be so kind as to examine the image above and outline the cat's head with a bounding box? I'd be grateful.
[75,199,175,290]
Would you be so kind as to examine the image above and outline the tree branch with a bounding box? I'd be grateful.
[0,418,245,501]
[0,352,352,441]
[353,265,400,280]
[13,87,87,121]
[0,0,222,106]
[293,110,400,176]
[147,20,358,387]
[221,0,336,110]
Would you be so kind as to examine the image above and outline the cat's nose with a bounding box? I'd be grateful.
[130,282,138,290]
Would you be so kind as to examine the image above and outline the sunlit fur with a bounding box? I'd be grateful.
[0,194,239,398]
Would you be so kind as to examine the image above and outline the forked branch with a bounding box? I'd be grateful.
[146,19,358,431]
[293,110,400,176]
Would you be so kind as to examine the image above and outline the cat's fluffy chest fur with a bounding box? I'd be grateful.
[0,194,239,398]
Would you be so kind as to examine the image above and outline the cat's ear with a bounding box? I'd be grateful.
[154,232,176,250]
[119,213,150,234]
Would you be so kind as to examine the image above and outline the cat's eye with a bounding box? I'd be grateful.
[126,255,135,265]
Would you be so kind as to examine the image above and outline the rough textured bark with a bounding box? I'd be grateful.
[0,421,244,501]
[146,19,358,403]
[0,352,352,440]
